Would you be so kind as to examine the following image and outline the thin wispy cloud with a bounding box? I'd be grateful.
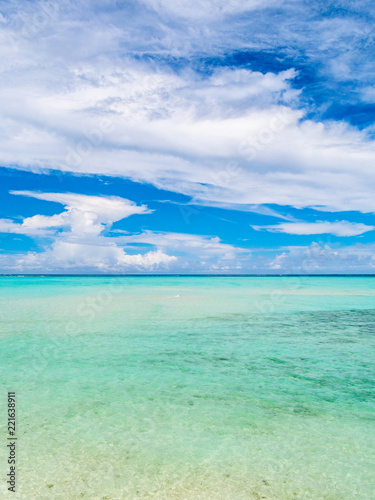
[253,221,375,237]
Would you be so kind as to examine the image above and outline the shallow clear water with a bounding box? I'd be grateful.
[0,277,374,499]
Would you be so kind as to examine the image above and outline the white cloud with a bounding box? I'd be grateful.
[0,0,375,273]
[0,191,151,238]
[114,230,250,272]
[361,86,375,103]
[140,0,280,19]
[0,191,177,272]
[45,240,176,270]
[0,192,251,273]
[267,242,375,273]
[0,218,49,236]
[0,241,176,273]
[117,229,246,257]
[0,3,374,215]
[0,52,374,213]
[252,221,375,237]
[11,191,151,224]
[0,225,248,273]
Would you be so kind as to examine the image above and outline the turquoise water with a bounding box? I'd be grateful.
[0,277,374,499]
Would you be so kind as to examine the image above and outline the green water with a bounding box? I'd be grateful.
[0,277,374,499]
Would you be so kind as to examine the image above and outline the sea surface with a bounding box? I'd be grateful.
[0,276,374,499]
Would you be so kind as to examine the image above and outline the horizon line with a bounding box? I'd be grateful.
[2,274,375,277]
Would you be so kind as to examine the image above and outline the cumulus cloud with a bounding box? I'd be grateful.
[0,192,250,273]
[252,221,375,237]
[0,191,151,237]
[0,191,177,272]
[104,230,248,272]
[117,230,248,261]
[0,242,176,273]
[12,190,151,225]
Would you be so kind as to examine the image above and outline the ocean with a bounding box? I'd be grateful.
[0,276,374,499]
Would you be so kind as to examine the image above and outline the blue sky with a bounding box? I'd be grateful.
[0,0,375,273]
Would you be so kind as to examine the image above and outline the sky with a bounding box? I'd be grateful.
[0,0,375,274]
